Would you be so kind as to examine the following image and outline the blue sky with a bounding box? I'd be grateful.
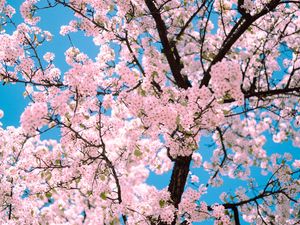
[1,1,299,224]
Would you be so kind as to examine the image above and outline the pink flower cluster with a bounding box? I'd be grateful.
[210,60,243,104]
[20,102,48,134]
[0,34,23,65]
[20,0,40,25]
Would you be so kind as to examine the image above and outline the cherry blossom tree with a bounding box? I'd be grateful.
[0,0,300,224]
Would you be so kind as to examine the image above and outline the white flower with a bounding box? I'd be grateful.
[191,175,199,183]
[43,52,55,62]
[292,160,300,168]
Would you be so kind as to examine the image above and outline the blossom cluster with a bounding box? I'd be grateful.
[0,0,299,224]
[20,102,48,134]
[210,60,243,104]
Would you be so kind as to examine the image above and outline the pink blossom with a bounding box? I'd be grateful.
[43,52,55,62]
[292,160,300,168]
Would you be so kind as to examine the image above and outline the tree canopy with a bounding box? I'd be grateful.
[0,0,300,224]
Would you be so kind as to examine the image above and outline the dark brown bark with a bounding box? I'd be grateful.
[222,86,300,104]
[156,156,192,225]
[144,2,193,224]
[167,156,192,208]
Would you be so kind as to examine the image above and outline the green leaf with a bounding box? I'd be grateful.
[134,149,143,157]
[159,199,165,208]
[37,193,44,200]
[75,177,81,184]
[79,123,86,129]
[152,71,158,78]
[45,192,52,198]
[138,87,146,97]
[109,5,114,12]
[223,110,230,116]
[100,192,107,200]
[109,217,119,225]
[45,171,52,181]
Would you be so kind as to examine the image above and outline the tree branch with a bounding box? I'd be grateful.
[200,0,281,87]
[175,1,207,42]
[144,0,191,89]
